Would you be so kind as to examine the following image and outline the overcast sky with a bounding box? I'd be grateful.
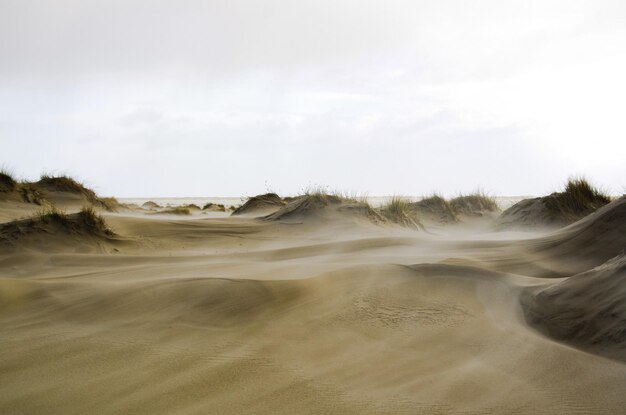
[1,0,625,197]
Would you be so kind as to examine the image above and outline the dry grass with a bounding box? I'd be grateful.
[0,167,17,192]
[449,191,499,216]
[412,194,458,223]
[380,196,422,229]
[300,186,369,205]
[33,205,114,235]
[544,178,611,220]
[203,203,226,211]
[156,207,191,215]
[99,197,122,212]
[38,174,92,194]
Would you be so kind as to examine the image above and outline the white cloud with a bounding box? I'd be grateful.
[0,0,624,196]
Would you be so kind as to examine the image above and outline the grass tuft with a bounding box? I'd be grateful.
[544,177,611,220]
[380,196,422,229]
[34,205,114,235]
[412,194,458,223]
[0,167,17,192]
[449,191,499,216]
[157,207,191,215]
[202,202,226,211]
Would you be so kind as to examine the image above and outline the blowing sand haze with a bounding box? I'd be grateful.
[0,172,625,414]
[2,1,626,413]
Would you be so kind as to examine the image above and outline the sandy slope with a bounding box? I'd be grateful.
[0,199,625,414]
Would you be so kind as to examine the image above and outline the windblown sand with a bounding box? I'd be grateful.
[0,198,624,414]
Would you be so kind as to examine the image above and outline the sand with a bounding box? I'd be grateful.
[0,194,624,414]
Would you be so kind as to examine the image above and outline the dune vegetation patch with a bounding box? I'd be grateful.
[142,201,162,209]
[543,178,611,222]
[202,203,226,212]
[499,178,611,228]
[449,192,499,216]
[380,196,422,229]
[0,206,114,244]
[0,168,17,193]
[37,174,99,201]
[153,207,191,215]
[410,194,458,224]
[263,189,382,224]
[408,192,499,224]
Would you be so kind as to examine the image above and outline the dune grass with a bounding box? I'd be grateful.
[157,207,191,215]
[449,191,499,215]
[38,173,93,194]
[380,196,422,229]
[202,203,226,211]
[34,205,114,235]
[300,186,370,205]
[99,197,122,212]
[544,178,611,219]
[0,167,17,192]
[412,194,458,223]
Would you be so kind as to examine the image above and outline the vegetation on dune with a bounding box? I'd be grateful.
[299,186,370,205]
[36,173,111,208]
[99,197,122,212]
[409,191,499,223]
[0,168,17,192]
[38,174,93,194]
[543,178,611,221]
[449,191,499,216]
[0,205,115,242]
[411,194,458,223]
[232,193,285,215]
[76,206,114,235]
[142,201,162,209]
[202,202,226,211]
[0,168,46,204]
[36,205,114,235]
[156,207,191,215]
[18,183,46,205]
[380,196,422,229]
[180,203,201,210]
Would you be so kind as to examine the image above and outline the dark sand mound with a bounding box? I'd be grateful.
[263,194,386,225]
[232,193,284,216]
[499,179,611,229]
[521,252,626,361]
[529,196,626,275]
[0,171,17,193]
[410,195,458,224]
[35,175,100,204]
[151,207,191,215]
[180,203,201,211]
[0,207,116,252]
[202,203,226,212]
[0,174,117,211]
[0,172,45,205]
[142,201,162,209]
[99,197,125,212]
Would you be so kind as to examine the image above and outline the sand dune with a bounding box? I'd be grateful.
[1,184,625,414]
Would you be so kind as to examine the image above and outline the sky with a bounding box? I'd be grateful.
[1,0,625,197]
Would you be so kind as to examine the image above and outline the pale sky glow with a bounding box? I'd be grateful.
[1,0,625,197]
